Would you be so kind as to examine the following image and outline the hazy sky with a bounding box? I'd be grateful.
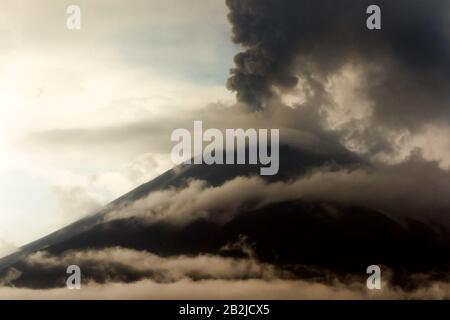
[1,0,450,301]
[0,0,237,254]
[1,0,449,259]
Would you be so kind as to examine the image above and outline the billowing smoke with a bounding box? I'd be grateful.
[226,0,450,127]
[102,152,450,228]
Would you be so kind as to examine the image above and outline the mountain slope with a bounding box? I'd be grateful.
[1,145,449,289]
[0,144,358,267]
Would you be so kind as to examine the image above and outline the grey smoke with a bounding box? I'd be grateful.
[226,0,450,130]
[105,151,450,228]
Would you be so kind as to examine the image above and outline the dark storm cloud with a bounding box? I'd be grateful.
[226,0,450,128]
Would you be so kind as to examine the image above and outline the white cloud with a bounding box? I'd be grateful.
[107,154,450,227]
[27,247,284,282]
[1,247,449,299]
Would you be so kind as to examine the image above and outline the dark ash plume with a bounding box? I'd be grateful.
[226,0,450,120]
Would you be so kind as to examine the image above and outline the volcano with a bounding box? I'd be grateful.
[0,145,449,290]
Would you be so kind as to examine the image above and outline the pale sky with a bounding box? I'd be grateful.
[0,0,237,255]
[1,0,450,259]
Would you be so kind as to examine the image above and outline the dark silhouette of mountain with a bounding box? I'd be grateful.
[1,144,449,289]
[0,144,358,268]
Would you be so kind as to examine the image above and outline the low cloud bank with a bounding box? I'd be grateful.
[1,278,449,300]
[26,247,286,283]
[107,153,450,228]
[0,247,449,300]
